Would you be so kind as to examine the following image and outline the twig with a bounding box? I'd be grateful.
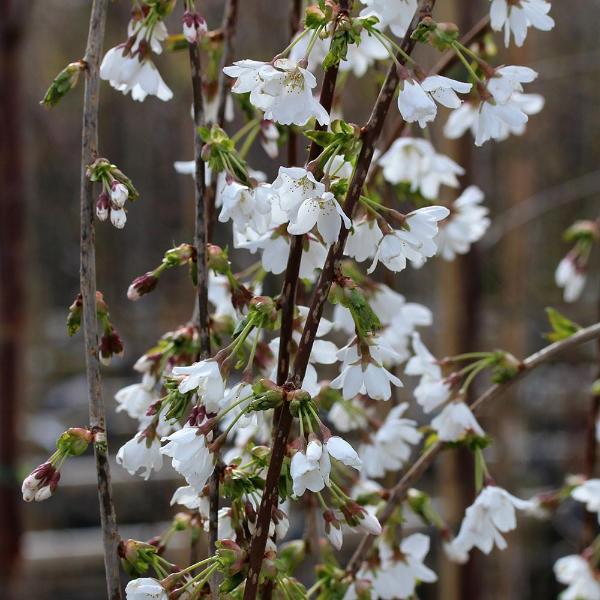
[346,321,600,575]
[242,3,435,599]
[79,0,122,598]
[206,0,239,239]
[581,285,600,546]
[187,8,217,594]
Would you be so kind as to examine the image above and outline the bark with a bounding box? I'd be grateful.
[79,0,122,597]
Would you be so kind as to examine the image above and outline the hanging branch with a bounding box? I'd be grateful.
[243,3,435,599]
[346,321,600,575]
[79,0,122,598]
[582,286,600,545]
[186,4,220,592]
[206,0,239,239]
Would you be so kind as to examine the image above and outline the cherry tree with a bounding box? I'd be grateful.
[29,0,600,598]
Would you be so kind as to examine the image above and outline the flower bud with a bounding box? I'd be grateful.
[110,207,127,229]
[207,244,230,273]
[57,427,93,457]
[110,181,129,208]
[100,327,124,365]
[96,191,110,221]
[22,462,60,503]
[216,539,246,575]
[127,271,159,301]
[182,10,208,44]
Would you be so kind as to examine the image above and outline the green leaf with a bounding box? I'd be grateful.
[544,307,581,342]
[339,288,381,337]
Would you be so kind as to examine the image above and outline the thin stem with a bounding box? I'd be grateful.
[187,7,215,590]
[451,43,483,84]
[79,1,121,598]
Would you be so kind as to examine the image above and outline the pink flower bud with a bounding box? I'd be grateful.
[96,191,110,221]
[110,207,127,229]
[127,272,159,301]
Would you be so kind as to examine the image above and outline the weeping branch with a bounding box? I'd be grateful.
[242,2,436,598]
[79,0,122,597]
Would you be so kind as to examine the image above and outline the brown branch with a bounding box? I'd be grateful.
[243,3,435,599]
[346,321,600,575]
[187,10,218,595]
[79,0,122,598]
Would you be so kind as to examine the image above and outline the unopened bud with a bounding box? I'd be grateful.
[207,244,230,273]
[110,181,129,208]
[96,191,110,221]
[110,207,127,229]
[57,427,93,457]
[127,271,159,301]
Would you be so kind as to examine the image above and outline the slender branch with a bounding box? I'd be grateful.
[581,284,600,546]
[79,1,122,598]
[189,40,210,359]
[244,5,351,598]
[216,0,239,127]
[206,0,239,239]
[346,321,600,575]
[187,11,218,595]
[243,4,435,599]
[291,0,436,388]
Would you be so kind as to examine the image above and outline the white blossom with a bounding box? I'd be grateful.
[224,58,329,126]
[379,137,464,200]
[328,399,369,432]
[487,66,538,105]
[369,206,450,273]
[170,485,208,512]
[171,360,225,412]
[110,207,127,229]
[360,0,418,37]
[117,432,163,480]
[111,182,129,208]
[435,186,490,260]
[398,80,438,128]
[554,555,600,600]
[218,181,272,232]
[556,256,586,303]
[449,485,534,555]
[125,578,168,600]
[115,376,157,420]
[160,426,214,492]
[431,402,484,441]
[490,0,554,47]
[291,437,361,496]
[360,403,422,477]
[329,353,402,400]
[287,191,351,244]
[572,479,600,522]
[345,218,384,262]
[372,534,437,599]
[444,93,544,143]
[100,48,172,102]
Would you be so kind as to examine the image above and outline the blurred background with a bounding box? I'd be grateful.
[1,0,599,598]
